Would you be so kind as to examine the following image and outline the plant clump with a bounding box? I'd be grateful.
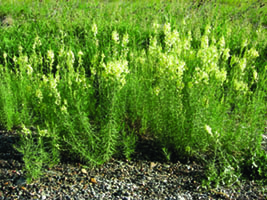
[0,0,266,187]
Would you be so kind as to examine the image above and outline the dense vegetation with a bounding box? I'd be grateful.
[0,0,266,188]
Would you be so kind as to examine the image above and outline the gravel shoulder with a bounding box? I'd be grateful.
[0,130,266,200]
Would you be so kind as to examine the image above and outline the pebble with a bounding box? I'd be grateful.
[0,131,266,199]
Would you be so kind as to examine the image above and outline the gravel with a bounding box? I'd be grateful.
[0,130,266,200]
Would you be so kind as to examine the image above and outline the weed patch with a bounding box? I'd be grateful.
[0,0,266,187]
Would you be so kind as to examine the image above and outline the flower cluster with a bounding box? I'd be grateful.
[102,59,129,86]
[158,53,186,89]
[149,23,190,92]
[193,67,209,85]
[92,23,98,37]
[246,47,259,60]
[205,125,220,142]
[21,124,31,137]
[239,58,247,73]
[112,30,120,44]
[164,23,180,52]
[149,36,162,56]
[95,30,130,87]
[233,79,248,92]
[193,28,229,86]
[41,73,61,106]
[47,49,55,72]
[33,36,42,51]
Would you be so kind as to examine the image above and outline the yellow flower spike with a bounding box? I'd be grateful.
[205,125,213,136]
[13,56,17,64]
[67,50,75,65]
[78,50,84,57]
[92,23,98,37]
[239,58,247,72]
[234,79,248,92]
[36,89,43,102]
[60,30,67,38]
[247,48,259,59]
[163,23,171,35]
[56,65,60,71]
[218,36,225,50]
[112,30,119,44]
[3,52,7,59]
[253,70,258,82]
[18,46,23,55]
[33,35,42,50]
[204,24,211,35]
[60,105,68,114]
[122,33,129,47]
[149,36,159,54]
[241,39,248,49]
[201,35,209,49]
[188,31,192,41]
[22,124,31,137]
[120,77,127,86]
[19,55,28,64]
[26,64,33,75]
[55,92,61,106]
[214,67,227,85]
[42,75,48,84]
[47,50,54,61]
[152,21,160,34]
[222,48,230,61]
[165,30,179,51]
[39,129,48,137]
[59,48,65,58]
[154,87,160,96]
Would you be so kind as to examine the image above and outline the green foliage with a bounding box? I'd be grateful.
[13,125,60,183]
[0,0,266,188]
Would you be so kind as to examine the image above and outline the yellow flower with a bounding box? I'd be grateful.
[39,129,48,137]
[152,21,160,33]
[47,50,54,60]
[222,48,230,61]
[233,79,248,92]
[92,23,98,37]
[239,58,246,72]
[204,24,211,35]
[3,52,7,59]
[22,124,31,136]
[253,70,258,82]
[218,36,225,50]
[122,33,129,47]
[36,89,43,102]
[33,36,42,49]
[112,30,119,44]
[247,48,259,59]
[18,46,23,55]
[154,86,160,96]
[201,35,209,49]
[78,50,84,57]
[60,105,68,113]
[13,56,17,63]
[26,64,33,75]
[205,125,212,136]
[241,39,248,48]
[163,23,171,35]
[67,50,75,64]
